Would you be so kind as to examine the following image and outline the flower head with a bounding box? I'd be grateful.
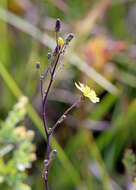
[75,82,99,103]
[58,37,64,47]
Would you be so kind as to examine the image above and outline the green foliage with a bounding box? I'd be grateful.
[123,149,136,179]
[1,0,136,189]
[0,97,36,190]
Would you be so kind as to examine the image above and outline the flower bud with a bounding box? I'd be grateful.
[66,33,74,43]
[44,160,48,165]
[36,62,40,69]
[47,52,51,59]
[52,149,57,155]
[50,149,57,160]
[55,19,61,32]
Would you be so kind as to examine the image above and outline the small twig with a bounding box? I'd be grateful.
[43,65,51,79]
[43,43,65,109]
[53,44,67,79]
[39,73,48,137]
[43,53,61,111]
[40,76,44,101]
[50,97,81,134]
[43,55,58,79]
[56,32,58,46]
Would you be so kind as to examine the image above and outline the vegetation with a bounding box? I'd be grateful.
[0,97,36,190]
[0,0,136,189]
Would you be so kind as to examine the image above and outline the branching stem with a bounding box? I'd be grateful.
[38,21,74,190]
[50,98,81,134]
[40,51,61,190]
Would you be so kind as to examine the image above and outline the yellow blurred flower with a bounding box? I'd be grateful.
[133,177,136,187]
[58,37,64,46]
[75,82,99,103]
[13,126,26,138]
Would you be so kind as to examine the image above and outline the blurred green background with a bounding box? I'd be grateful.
[1,0,136,189]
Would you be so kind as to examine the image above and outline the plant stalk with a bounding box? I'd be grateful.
[45,134,50,190]
[41,51,61,190]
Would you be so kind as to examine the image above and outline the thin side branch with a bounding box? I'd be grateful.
[50,97,81,134]
[43,51,62,113]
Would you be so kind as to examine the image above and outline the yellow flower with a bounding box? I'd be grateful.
[133,177,136,187]
[75,82,99,103]
[58,37,64,46]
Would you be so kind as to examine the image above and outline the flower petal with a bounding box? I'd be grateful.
[75,81,100,103]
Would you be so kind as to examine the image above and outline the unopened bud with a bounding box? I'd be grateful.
[52,149,57,155]
[55,19,61,32]
[47,52,51,59]
[50,149,57,160]
[66,33,74,43]
[40,75,44,80]
[44,160,48,165]
[36,62,40,69]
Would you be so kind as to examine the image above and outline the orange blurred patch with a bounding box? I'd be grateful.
[8,0,24,14]
[84,35,127,70]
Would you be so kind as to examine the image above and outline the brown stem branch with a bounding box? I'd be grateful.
[50,97,81,135]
